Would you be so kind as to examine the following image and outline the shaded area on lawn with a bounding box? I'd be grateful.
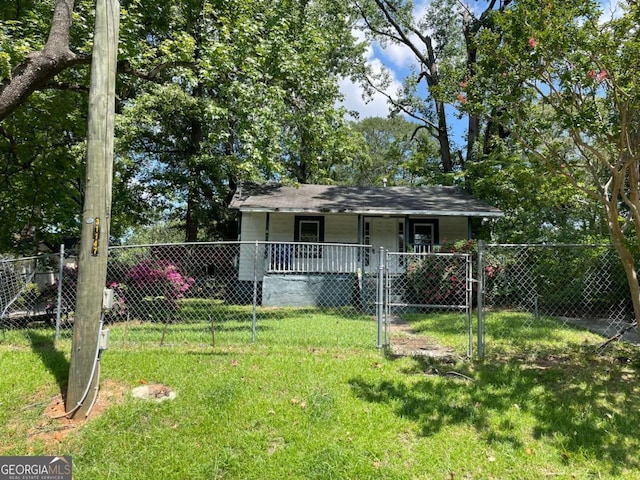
[1,304,376,349]
[28,331,69,392]
[3,305,640,478]
[350,348,640,477]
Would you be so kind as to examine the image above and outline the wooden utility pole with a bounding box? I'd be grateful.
[66,0,119,418]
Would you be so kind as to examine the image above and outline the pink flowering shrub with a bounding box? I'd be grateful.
[34,259,194,324]
[406,240,501,307]
[407,250,468,306]
[126,260,193,297]
[114,259,194,320]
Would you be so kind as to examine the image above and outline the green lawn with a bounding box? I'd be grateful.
[1,310,639,479]
[401,310,610,358]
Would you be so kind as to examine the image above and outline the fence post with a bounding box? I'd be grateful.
[477,240,485,360]
[55,244,65,341]
[466,253,473,359]
[252,241,258,343]
[376,247,385,349]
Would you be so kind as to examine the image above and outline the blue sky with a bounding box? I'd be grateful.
[338,0,624,123]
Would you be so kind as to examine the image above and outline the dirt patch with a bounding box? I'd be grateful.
[132,383,176,402]
[26,379,129,452]
[387,317,461,360]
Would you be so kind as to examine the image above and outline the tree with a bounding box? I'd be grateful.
[334,116,440,186]
[467,132,606,243]
[470,0,640,336]
[0,89,86,252]
[0,0,366,248]
[116,0,366,241]
[0,0,151,252]
[352,0,513,177]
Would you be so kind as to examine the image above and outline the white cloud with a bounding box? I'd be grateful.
[337,0,434,121]
[338,37,404,120]
[376,41,417,70]
[338,78,390,120]
[368,0,429,70]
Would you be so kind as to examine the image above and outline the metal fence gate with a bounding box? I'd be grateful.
[382,250,473,358]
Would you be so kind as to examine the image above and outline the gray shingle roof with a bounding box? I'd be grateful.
[230,183,503,217]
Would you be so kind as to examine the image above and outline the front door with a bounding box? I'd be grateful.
[366,217,402,272]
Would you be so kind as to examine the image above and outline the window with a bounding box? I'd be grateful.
[409,219,439,252]
[298,220,321,242]
[294,216,324,257]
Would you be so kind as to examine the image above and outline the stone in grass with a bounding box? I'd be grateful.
[132,384,176,402]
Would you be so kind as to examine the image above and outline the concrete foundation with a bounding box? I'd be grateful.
[261,273,356,308]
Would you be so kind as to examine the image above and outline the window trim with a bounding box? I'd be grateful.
[294,216,325,242]
[294,215,324,258]
[408,219,439,249]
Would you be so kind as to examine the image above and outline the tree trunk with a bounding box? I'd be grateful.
[434,99,453,173]
[606,200,640,343]
[185,182,199,242]
[184,110,203,242]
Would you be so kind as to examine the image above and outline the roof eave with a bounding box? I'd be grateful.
[236,207,503,217]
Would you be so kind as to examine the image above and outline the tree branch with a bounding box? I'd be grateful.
[0,0,85,121]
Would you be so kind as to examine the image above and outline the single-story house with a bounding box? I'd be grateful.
[228,183,503,307]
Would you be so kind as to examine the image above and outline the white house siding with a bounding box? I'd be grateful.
[240,212,267,241]
[266,214,293,242]
[323,215,359,243]
[239,213,468,246]
[266,213,358,243]
[238,213,360,280]
[237,213,469,281]
[237,212,266,281]
[438,217,469,243]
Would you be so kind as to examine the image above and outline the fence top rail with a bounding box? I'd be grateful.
[263,241,372,248]
[485,243,613,248]
[110,241,374,250]
[388,251,471,258]
[1,254,54,264]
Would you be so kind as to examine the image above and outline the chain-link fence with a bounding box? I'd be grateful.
[383,251,473,358]
[0,251,73,339]
[477,243,638,359]
[3,242,639,358]
[1,242,380,348]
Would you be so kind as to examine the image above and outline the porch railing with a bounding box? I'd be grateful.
[266,242,369,273]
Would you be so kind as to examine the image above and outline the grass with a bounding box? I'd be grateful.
[401,310,609,358]
[1,310,640,479]
[106,305,374,348]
